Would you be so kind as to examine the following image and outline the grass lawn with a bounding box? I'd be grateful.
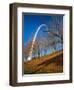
[24,50,63,74]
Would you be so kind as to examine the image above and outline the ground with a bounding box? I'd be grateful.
[24,50,63,74]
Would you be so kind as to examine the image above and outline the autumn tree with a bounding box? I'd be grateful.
[43,16,63,52]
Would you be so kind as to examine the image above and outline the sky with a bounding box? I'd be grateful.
[23,14,63,53]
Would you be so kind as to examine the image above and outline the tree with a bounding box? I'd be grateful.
[43,16,63,52]
[32,36,51,57]
[24,41,32,61]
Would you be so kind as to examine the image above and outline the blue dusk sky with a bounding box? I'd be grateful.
[23,14,63,52]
